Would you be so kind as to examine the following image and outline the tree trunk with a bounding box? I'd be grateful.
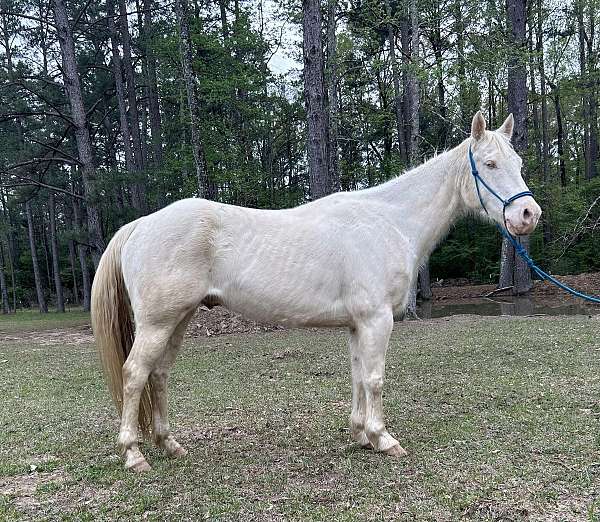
[68,238,80,306]
[326,0,340,192]
[143,0,164,171]
[118,0,148,211]
[454,0,468,129]
[26,201,47,313]
[52,0,105,268]
[400,16,411,152]
[408,0,419,163]
[528,13,542,170]
[549,81,567,187]
[108,0,141,205]
[499,0,532,294]
[0,244,9,314]
[577,0,593,180]
[585,3,598,179]
[108,4,132,156]
[428,13,447,147]
[48,192,65,312]
[78,244,91,312]
[419,265,432,300]
[536,0,549,182]
[42,212,52,290]
[407,0,430,313]
[175,0,213,199]
[303,0,331,199]
[385,0,407,162]
[218,0,229,39]
[72,198,91,312]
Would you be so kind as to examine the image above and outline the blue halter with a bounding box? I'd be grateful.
[468,145,533,230]
[468,144,600,304]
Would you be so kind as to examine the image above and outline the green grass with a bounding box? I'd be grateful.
[0,315,599,520]
[0,309,91,334]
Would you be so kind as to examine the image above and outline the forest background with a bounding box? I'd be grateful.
[0,0,599,313]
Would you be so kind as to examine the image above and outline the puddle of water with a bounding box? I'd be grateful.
[418,297,600,319]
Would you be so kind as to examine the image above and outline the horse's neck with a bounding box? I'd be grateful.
[368,146,468,261]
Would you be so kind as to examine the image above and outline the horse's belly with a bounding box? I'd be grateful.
[214,284,350,327]
[207,258,350,327]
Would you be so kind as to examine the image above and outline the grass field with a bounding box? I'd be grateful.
[0,313,599,520]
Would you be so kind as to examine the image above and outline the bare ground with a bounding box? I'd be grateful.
[433,272,600,303]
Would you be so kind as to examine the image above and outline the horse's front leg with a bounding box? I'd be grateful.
[352,309,407,457]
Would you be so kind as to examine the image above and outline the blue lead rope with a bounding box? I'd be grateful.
[468,146,600,304]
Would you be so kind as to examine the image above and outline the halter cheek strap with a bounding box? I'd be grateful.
[468,145,533,234]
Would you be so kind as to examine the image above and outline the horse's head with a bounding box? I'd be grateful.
[465,111,541,236]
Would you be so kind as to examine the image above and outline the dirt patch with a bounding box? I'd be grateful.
[187,305,283,337]
[0,464,68,513]
[0,325,94,346]
[432,272,600,304]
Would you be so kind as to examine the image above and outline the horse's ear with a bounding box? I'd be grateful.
[497,113,514,139]
[471,111,486,141]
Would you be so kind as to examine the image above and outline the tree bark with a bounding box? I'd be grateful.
[576,0,597,180]
[385,0,407,161]
[303,0,331,199]
[499,0,532,294]
[454,0,469,129]
[427,8,447,147]
[407,0,419,164]
[52,0,105,268]
[72,197,91,311]
[143,0,164,171]
[585,3,598,179]
[536,0,549,182]
[326,0,340,192]
[116,0,148,212]
[405,0,429,314]
[400,16,411,152]
[26,201,47,313]
[175,0,213,199]
[48,192,65,312]
[108,0,142,209]
[218,0,229,40]
[528,14,541,170]
[0,244,9,314]
[68,238,80,306]
[548,80,567,187]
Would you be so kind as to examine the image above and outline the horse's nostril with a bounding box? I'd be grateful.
[523,207,532,220]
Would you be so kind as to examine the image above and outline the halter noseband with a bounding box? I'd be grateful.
[468,145,533,236]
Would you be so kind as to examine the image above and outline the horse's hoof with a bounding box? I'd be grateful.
[162,437,188,458]
[383,444,408,457]
[126,458,152,473]
[170,445,188,458]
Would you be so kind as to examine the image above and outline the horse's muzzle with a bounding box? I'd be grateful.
[505,197,542,236]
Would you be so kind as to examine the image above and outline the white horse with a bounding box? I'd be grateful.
[91,112,541,472]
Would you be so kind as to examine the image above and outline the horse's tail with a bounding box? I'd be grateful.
[91,220,153,436]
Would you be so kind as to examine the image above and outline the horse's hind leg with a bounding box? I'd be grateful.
[349,330,370,447]
[118,326,172,472]
[150,309,195,458]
